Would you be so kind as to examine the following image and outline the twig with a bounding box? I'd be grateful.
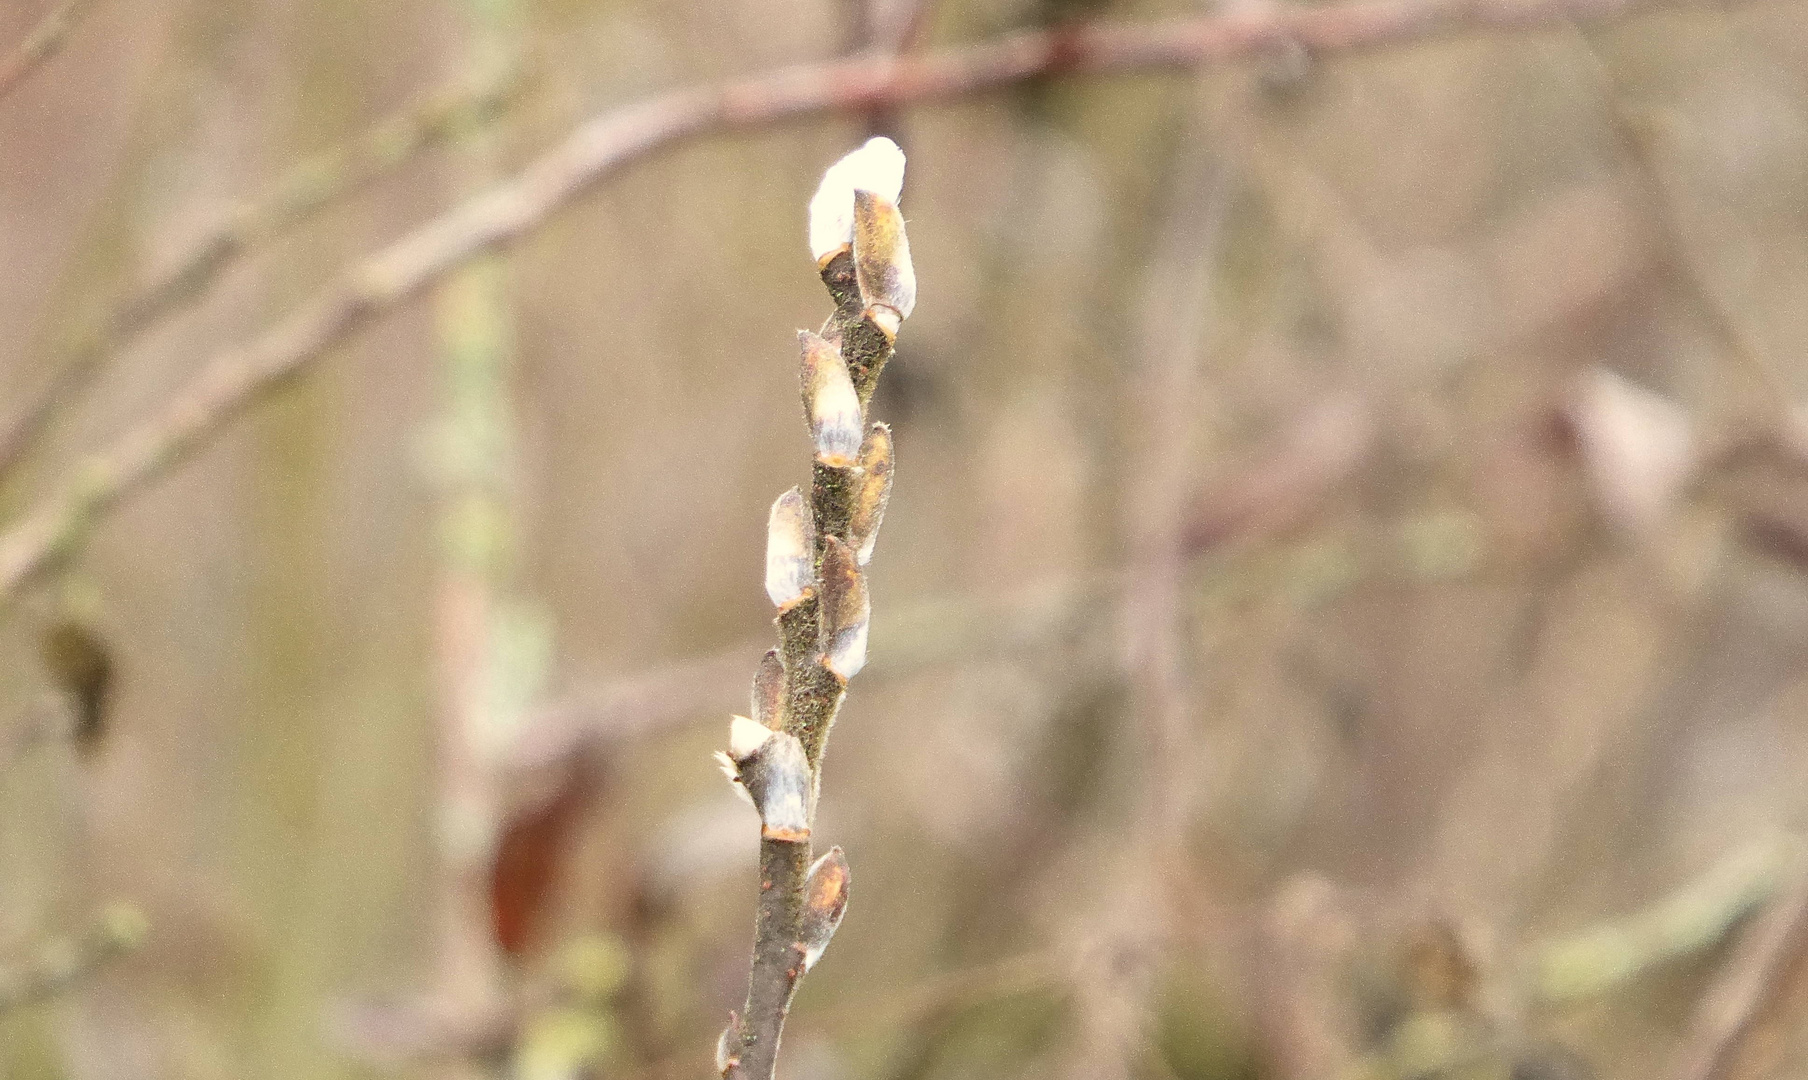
[716,138,907,1080]
[0,904,147,1015]
[0,0,99,102]
[0,0,1726,612]
[421,8,528,1075]
[1068,78,1235,1080]
[1571,35,1796,452]
[1530,838,1795,1005]
[1673,865,1808,1080]
[0,59,527,479]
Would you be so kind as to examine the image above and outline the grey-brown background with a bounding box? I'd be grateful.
[2,0,1808,1077]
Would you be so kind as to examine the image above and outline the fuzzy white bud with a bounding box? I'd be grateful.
[765,487,814,608]
[808,137,906,262]
[717,716,813,842]
[716,1018,742,1077]
[849,423,894,566]
[800,331,863,467]
[752,649,786,730]
[797,847,850,972]
[853,190,916,326]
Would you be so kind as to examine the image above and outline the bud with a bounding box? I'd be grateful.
[853,190,916,337]
[818,536,869,680]
[808,136,906,264]
[797,847,850,972]
[765,487,814,609]
[751,649,786,730]
[715,716,812,842]
[847,423,894,566]
[800,331,862,467]
[715,1016,742,1077]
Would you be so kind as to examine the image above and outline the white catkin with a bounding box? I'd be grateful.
[808,137,906,261]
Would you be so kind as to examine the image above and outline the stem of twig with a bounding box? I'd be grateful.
[1067,77,1235,1080]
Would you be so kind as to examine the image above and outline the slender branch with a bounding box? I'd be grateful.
[719,143,903,1080]
[1572,34,1796,447]
[0,904,147,1015]
[0,59,527,479]
[1673,865,1808,1080]
[422,8,527,1074]
[0,0,99,102]
[0,0,1725,612]
[1530,839,1794,1005]
[1068,78,1234,1080]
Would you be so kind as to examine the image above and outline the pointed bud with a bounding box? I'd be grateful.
[808,137,906,263]
[800,331,862,467]
[848,423,894,566]
[765,487,814,609]
[717,716,812,841]
[752,649,786,730]
[797,847,850,972]
[853,190,916,336]
[715,1016,742,1077]
[818,536,869,680]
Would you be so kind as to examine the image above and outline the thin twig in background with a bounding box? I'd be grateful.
[0,60,528,480]
[0,0,1736,613]
[422,6,528,1076]
[0,0,100,102]
[0,904,146,1016]
[512,393,1389,797]
[1673,865,1808,1080]
[1066,80,1236,1080]
[1530,838,1796,1006]
[1572,35,1797,451]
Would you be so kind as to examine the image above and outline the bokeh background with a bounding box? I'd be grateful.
[2,0,1808,1077]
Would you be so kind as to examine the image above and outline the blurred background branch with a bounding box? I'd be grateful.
[0,0,1732,613]
[0,58,528,481]
[0,0,99,101]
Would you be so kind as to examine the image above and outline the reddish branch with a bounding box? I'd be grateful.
[0,62,526,478]
[1674,874,1808,1080]
[0,0,1712,609]
[0,0,98,101]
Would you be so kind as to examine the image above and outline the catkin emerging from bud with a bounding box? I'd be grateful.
[716,716,813,841]
[807,136,906,263]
